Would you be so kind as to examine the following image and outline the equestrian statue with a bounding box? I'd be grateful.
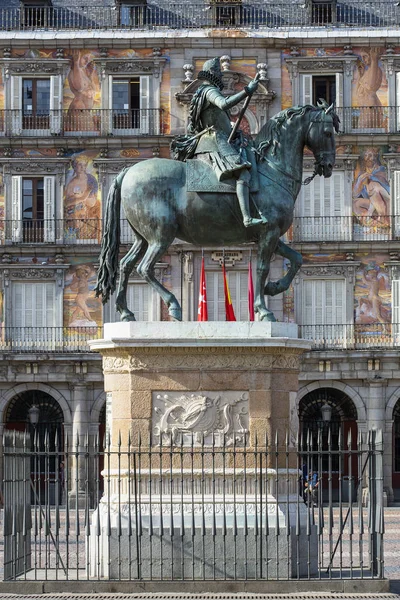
[95,57,339,322]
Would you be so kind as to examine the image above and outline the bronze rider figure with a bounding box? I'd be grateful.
[171,57,267,227]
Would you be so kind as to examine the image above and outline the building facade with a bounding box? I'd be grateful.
[0,0,400,501]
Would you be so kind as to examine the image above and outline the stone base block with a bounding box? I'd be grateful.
[89,497,318,579]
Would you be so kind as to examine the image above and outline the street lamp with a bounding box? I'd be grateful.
[28,405,40,427]
[321,403,332,423]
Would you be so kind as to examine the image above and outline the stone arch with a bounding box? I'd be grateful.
[0,383,72,426]
[386,388,400,421]
[91,390,106,424]
[297,380,367,422]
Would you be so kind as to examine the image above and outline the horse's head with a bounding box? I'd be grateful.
[305,100,339,178]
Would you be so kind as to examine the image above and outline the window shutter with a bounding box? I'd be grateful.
[302,279,346,345]
[49,75,62,134]
[396,73,400,132]
[392,171,400,237]
[301,74,313,105]
[335,72,343,108]
[43,176,55,242]
[10,76,22,134]
[393,279,400,341]
[104,75,114,135]
[11,176,22,242]
[140,75,150,134]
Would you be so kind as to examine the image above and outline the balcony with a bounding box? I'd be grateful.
[0,326,103,353]
[336,106,397,134]
[0,1,398,31]
[299,323,399,350]
[1,219,156,245]
[0,109,164,137]
[292,216,399,243]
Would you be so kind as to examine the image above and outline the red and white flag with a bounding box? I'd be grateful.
[248,260,255,321]
[197,256,208,321]
[222,263,236,322]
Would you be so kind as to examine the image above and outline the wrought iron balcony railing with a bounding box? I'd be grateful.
[299,323,399,350]
[1,219,148,245]
[0,326,103,353]
[0,109,164,137]
[3,216,399,246]
[292,215,399,243]
[0,2,398,31]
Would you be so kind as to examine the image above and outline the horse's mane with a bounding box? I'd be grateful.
[254,104,340,157]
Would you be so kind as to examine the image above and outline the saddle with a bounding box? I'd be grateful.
[186,159,235,193]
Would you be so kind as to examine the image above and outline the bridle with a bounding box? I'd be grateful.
[254,110,335,190]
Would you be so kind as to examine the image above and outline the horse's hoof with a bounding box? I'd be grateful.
[121,312,136,322]
[262,313,277,322]
[169,306,182,321]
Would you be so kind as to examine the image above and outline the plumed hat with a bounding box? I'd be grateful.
[197,57,223,90]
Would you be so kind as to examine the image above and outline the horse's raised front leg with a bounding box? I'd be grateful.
[137,241,182,321]
[264,240,303,297]
[254,228,280,322]
[116,233,148,321]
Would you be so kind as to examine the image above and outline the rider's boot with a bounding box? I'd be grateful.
[237,179,264,228]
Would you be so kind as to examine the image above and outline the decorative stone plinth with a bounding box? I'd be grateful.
[89,322,315,579]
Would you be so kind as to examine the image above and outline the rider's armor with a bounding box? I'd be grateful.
[172,57,266,227]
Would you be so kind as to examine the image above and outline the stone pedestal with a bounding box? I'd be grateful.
[89,322,315,579]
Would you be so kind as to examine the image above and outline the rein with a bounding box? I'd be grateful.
[252,147,318,187]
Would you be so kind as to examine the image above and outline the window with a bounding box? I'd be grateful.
[213,0,242,26]
[394,401,400,472]
[203,270,249,321]
[110,76,150,134]
[22,0,52,28]
[392,279,400,343]
[106,283,154,322]
[22,79,50,130]
[10,75,62,135]
[301,279,347,345]
[12,281,57,349]
[301,73,342,107]
[11,175,55,243]
[311,1,335,25]
[392,171,400,238]
[119,0,147,26]
[295,171,349,241]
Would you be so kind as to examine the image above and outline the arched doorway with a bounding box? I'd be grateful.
[393,399,400,500]
[4,390,64,503]
[299,388,358,502]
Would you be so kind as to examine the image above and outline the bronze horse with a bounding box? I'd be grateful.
[95,103,338,322]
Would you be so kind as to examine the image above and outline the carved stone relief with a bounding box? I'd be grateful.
[152,391,249,446]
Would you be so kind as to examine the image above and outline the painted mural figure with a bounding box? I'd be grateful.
[171,57,267,228]
[353,148,390,219]
[67,50,97,130]
[354,48,384,129]
[356,264,389,325]
[65,156,100,238]
[68,265,97,326]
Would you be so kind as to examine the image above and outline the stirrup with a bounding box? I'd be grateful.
[244,217,264,227]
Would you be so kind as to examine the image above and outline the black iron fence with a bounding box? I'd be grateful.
[0,2,398,31]
[0,326,103,353]
[0,109,164,137]
[2,429,384,581]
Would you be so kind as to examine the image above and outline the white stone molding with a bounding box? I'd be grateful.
[0,57,70,80]
[152,391,249,446]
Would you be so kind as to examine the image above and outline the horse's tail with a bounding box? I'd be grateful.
[95,167,129,304]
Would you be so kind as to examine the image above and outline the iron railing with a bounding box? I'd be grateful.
[299,323,400,350]
[0,108,396,136]
[0,2,398,31]
[1,219,151,245]
[3,215,400,245]
[0,109,164,137]
[2,428,384,581]
[292,215,398,243]
[0,326,103,353]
